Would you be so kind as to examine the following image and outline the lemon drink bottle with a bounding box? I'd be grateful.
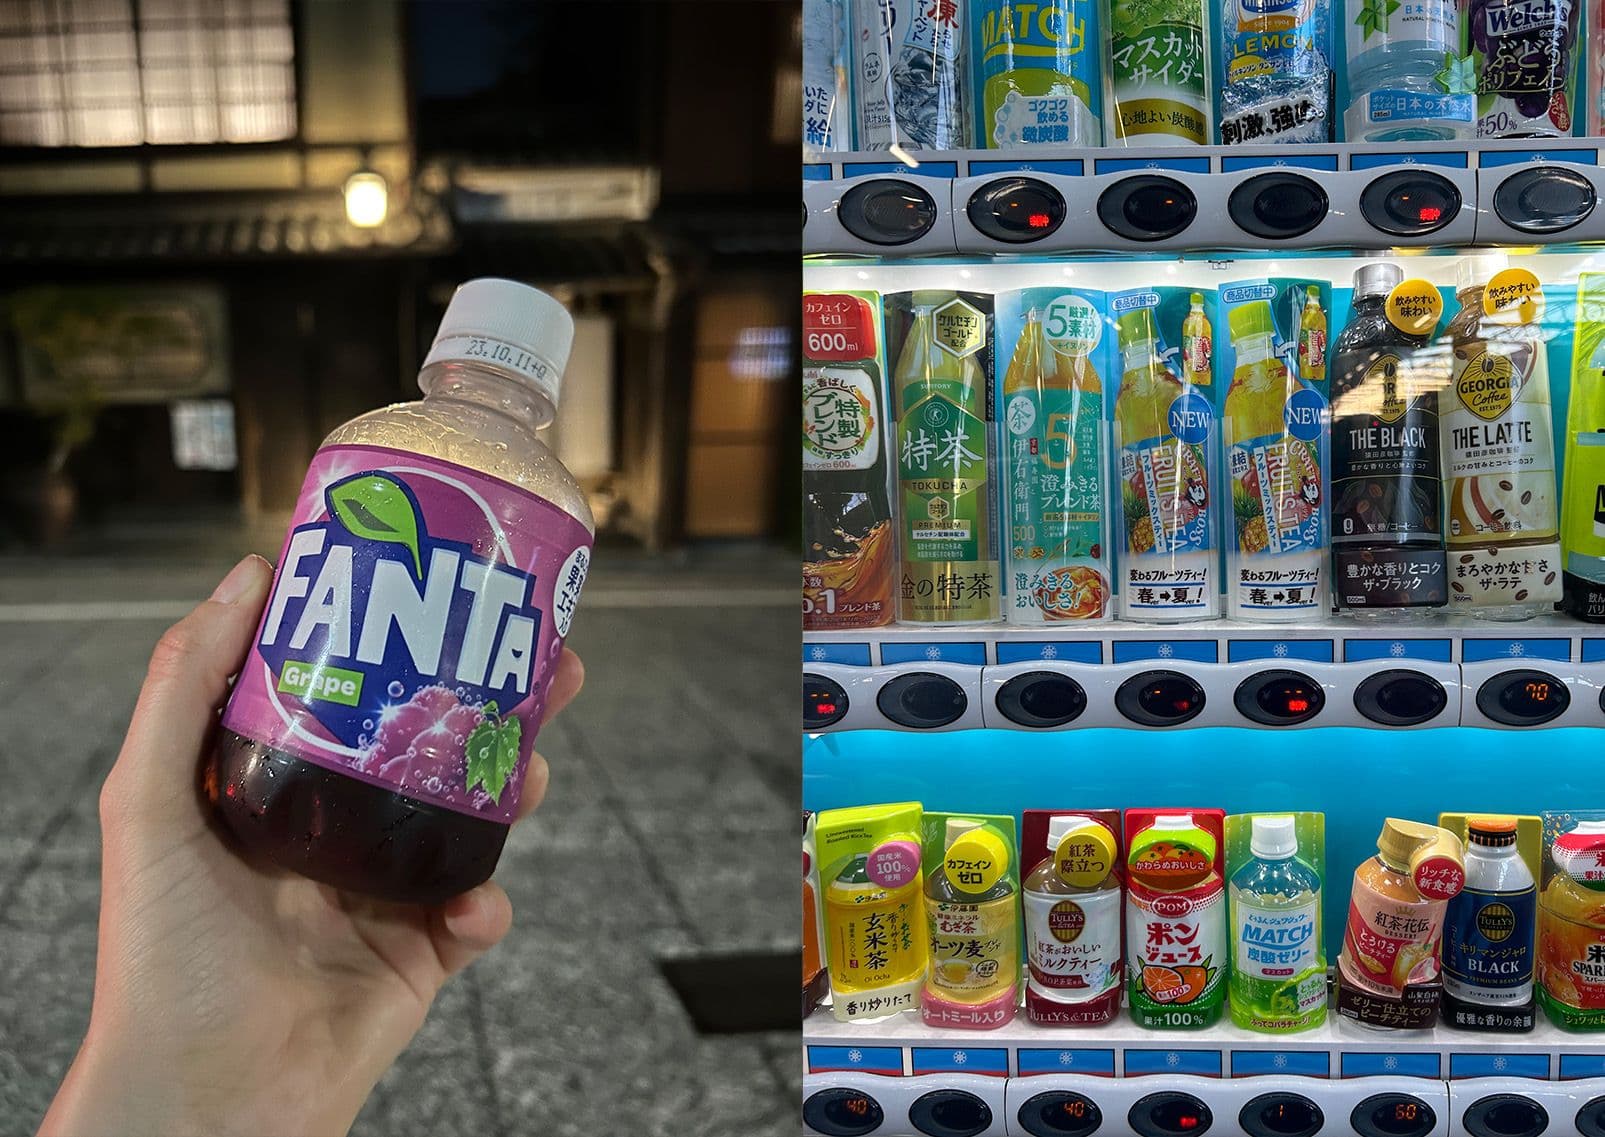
[1114,304,1217,621]
[1539,819,1605,1028]
[1127,812,1227,1028]
[921,817,1020,1028]
[1224,298,1325,620]
[894,299,998,623]
[974,0,1103,146]
[1230,815,1326,1032]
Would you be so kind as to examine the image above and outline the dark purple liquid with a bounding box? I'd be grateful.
[209,728,508,905]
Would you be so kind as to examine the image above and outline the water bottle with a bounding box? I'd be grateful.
[1346,0,1474,140]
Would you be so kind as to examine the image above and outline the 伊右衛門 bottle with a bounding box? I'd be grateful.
[209,279,594,904]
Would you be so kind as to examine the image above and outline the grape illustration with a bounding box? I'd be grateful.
[354,682,523,808]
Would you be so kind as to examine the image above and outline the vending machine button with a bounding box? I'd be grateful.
[967,176,1067,242]
[909,1088,993,1137]
[1576,1096,1605,1137]
[804,1087,886,1136]
[1354,669,1449,726]
[1017,1090,1104,1136]
[1239,1092,1323,1137]
[877,672,968,729]
[1227,173,1329,239]
[995,671,1087,728]
[1096,176,1198,241]
[1352,1092,1437,1137]
[1129,1091,1213,1136]
[1462,1093,1548,1137]
[1493,166,1596,234]
[838,179,939,245]
[1115,670,1206,726]
[1475,668,1569,726]
[803,674,850,730]
[1234,669,1325,726]
[1359,170,1460,236]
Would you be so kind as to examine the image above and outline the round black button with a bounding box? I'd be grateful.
[1130,1091,1212,1137]
[1354,669,1449,727]
[803,673,849,730]
[1353,1093,1436,1137]
[1018,1090,1103,1136]
[1359,170,1461,237]
[1097,176,1197,242]
[839,179,938,246]
[1228,173,1329,239]
[1476,668,1569,726]
[1115,670,1206,727]
[1234,669,1325,726]
[804,1087,885,1136]
[1465,1094,1548,1137]
[1240,1092,1323,1137]
[1576,1096,1605,1137]
[910,1089,992,1137]
[995,671,1087,728]
[1494,166,1596,234]
[968,176,1066,242]
[877,672,967,729]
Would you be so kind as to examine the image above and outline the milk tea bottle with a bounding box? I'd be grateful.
[210,280,594,903]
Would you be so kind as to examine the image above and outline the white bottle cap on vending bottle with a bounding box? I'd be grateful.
[422,277,574,425]
[1251,815,1299,860]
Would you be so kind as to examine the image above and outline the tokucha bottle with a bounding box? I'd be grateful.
[1443,817,1537,1031]
[209,279,593,904]
[1229,815,1327,1033]
[1024,813,1124,1025]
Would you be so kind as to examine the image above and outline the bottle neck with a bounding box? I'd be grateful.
[1237,333,1274,366]
[418,360,555,434]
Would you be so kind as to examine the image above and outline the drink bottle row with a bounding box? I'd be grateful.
[803,263,1605,629]
[802,804,1605,1035]
[802,0,1598,152]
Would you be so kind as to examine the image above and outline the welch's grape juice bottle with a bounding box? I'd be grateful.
[209,279,593,903]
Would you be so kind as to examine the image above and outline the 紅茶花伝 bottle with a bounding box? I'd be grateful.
[209,279,594,904]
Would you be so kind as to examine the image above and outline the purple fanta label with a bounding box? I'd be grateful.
[221,444,591,823]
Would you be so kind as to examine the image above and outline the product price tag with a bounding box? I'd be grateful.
[1482,268,1544,326]
[1386,279,1444,336]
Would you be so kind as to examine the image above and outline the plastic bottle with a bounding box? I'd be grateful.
[1346,0,1474,140]
[1182,293,1212,387]
[1024,814,1124,1025]
[1000,305,1110,623]
[1463,0,1580,137]
[1298,285,1327,383]
[1335,818,1465,1029]
[1442,257,1561,619]
[1107,0,1210,144]
[1230,815,1326,1032]
[1330,262,1447,619]
[826,852,928,1016]
[209,280,593,904]
[1561,275,1605,622]
[922,818,1019,1028]
[973,0,1103,146]
[1217,0,1333,145]
[1442,818,1536,1029]
[804,0,851,152]
[1538,819,1605,1028]
[1127,812,1227,1028]
[1224,298,1326,621]
[853,0,969,150]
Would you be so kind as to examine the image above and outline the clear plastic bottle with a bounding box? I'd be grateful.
[922,818,1019,1028]
[208,279,595,904]
[1346,0,1474,140]
[1218,0,1333,145]
[1229,816,1326,1032]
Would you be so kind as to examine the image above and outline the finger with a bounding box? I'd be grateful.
[514,749,550,821]
[110,556,272,815]
[429,881,513,976]
[542,648,584,725]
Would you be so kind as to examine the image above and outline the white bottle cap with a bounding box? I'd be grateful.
[422,278,574,424]
[1045,814,1090,850]
[1251,815,1299,859]
[946,816,982,848]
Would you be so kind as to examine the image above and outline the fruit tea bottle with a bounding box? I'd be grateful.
[1126,809,1227,1029]
[998,292,1111,624]
[1228,814,1327,1033]
[1538,815,1605,1029]
[1023,811,1124,1026]
[921,814,1020,1029]
[1442,817,1537,1031]
[1335,818,1465,1029]
[1331,262,1448,618]
[1299,285,1328,383]
[210,280,593,904]
[973,0,1103,146]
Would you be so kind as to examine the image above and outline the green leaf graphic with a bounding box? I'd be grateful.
[1436,51,1477,95]
[489,716,522,804]
[329,474,423,577]
[465,716,499,799]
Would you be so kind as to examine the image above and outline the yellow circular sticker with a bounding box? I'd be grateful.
[1482,267,1544,325]
[946,826,1008,895]
[1386,279,1444,336]
[1053,821,1117,888]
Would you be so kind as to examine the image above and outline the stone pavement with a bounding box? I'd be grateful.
[0,540,798,1137]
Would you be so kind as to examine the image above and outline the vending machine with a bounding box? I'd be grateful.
[801,1,1605,1132]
